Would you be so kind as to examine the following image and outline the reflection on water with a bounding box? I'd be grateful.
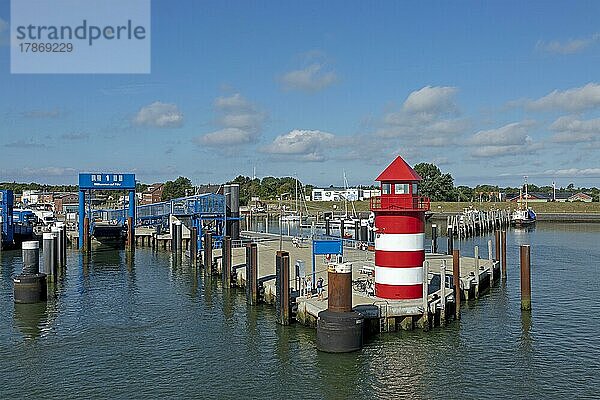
[0,223,599,398]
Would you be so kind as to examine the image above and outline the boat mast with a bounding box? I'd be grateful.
[524,175,528,210]
[294,174,298,215]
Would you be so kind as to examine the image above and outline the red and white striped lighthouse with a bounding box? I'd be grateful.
[370,156,430,300]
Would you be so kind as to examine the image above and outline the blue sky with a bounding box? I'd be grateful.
[1,1,600,188]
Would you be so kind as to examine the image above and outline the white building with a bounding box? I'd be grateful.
[311,187,379,202]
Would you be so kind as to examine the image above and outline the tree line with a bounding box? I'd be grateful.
[2,164,598,204]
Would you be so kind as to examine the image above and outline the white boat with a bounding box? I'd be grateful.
[511,176,536,227]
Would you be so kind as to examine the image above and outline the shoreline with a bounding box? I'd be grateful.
[429,212,600,223]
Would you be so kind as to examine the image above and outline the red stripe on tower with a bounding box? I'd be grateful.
[370,156,430,300]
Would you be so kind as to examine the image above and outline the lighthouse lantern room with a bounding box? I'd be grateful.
[370,156,430,300]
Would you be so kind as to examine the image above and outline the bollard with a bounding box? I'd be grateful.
[520,245,531,311]
[440,261,446,326]
[83,217,90,252]
[316,262,363,353]
[494,230,500,262]
[431,224,438,253]
[246,243,258,305]
[22,241,40,275]
[43,233,56,281]
[501,230,507,279]
[51,228,60,270]
[447,227,453,255]
[204,232,213,274]
[452,249,460,320]
[191,227,198,264]
[275,251,290,325]
[474,246,480,298]
[222,236,232,287]
[14,241,46,304]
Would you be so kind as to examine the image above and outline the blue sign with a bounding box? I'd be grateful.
[79,173,136,190]
[313,239,343,255]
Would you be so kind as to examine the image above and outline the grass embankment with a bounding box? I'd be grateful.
[272,200,600,214]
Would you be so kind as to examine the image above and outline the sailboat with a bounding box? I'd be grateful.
[280,175,306,222]
[510,176,537,227]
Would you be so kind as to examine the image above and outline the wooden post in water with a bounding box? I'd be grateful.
[127,216,134,252]
[222,236,232,287]
[276,251,291,325]
[474,245,480,298]
[246,243,258,305]
[191,227,198,264]
[421,260,429,329]
[447,227,453,255]
[83,217,90,252]
[204,232,213,274]
[501,230,507,279]
[494,230,500,262]
[431,224,438,253]
[487,239,494,286]
[439,260,446,327]
[520,245,531,311]
[452,249,460,320]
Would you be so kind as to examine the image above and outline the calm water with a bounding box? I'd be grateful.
[1,222,599,399]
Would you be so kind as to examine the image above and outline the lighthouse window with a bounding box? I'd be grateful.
[382,184,391,194]
[394,183,409,194]
[412,183,418,194]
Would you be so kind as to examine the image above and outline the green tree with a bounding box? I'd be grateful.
[161,176,193,201]
[413,163,455,201]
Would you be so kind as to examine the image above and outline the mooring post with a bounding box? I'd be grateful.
[440,260,446,326]
[474,245,480,298]
[421,260,429,329]
[325,219,330,236]
[354,220,360,241]
[501,230,507,279]
[203,232,213,274]
[191,227,198,264]
[51,227,60,269]
[175,221,183,255]
[42,232,55,282]
[222,236,232,287]
[452,249,461,320]
[127,216,135,251]
[83,216,90,252]
[494,230,500,262]
[340,220,345,239]
[53,226,64,268]
[13,241,46,304]
[520,245,531,311]
[488,239,494,286]
[246,243,258,305]
[275,251,291,325]
[431,224,438,253]
[447,227,453,255]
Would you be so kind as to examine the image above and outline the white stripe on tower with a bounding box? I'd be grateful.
[374,233,424,252]
[374,266,423,285]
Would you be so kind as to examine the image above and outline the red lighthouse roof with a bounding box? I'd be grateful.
[375,156,422,182]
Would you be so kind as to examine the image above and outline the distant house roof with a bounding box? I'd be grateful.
[554,192,573,200]
[375,156,422,182]
[570,192,593,201]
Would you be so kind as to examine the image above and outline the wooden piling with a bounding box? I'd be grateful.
[447,227,453,255]
[275,251,291,325]
[127,216,134,251]
[520,245,531,311]
[431,224,438,253]
[440,261,446,326]
[191,227,198,264]
[83,217,90,252]
[204,232,213,274]
[494,230,500,262]
[452,249,460,320]
[421,260,429,329]
[474,246,480,298]
[222,236,232,287]
[501,230,507,279]
[246,243,258,305]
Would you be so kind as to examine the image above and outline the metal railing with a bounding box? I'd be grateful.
[370,195,430,212]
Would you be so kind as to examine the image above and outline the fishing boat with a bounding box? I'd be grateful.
[511,177,536,227]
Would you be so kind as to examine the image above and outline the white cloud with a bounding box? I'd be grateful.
[539,168,600,178]
[280,64,337,92]
[523,83,600,112]
[402,86,458,115]
[20,167,77,177]
[535,33,600,55]
[467,121,537,158]
[549,115,600,143]
[133,101,183,128]
[377,86,466,144]
[262,129,335,161]
[196,94,265,147]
